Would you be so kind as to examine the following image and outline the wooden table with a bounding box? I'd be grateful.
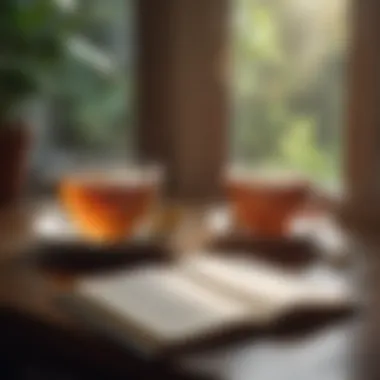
[0,202,357,380]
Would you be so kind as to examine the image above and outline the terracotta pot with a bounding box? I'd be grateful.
[0,122,30,206]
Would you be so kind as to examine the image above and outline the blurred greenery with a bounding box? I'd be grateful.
[232,0,347,185]
[0,0,72,121]
[52,0,134,155]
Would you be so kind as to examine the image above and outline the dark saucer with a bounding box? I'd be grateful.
[29,239,171,275]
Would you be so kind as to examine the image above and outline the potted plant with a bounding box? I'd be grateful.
[0,0,75,205]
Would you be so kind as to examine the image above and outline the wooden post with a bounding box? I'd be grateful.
[137,0,229,201]
[340,1,380,379]
[345,0,380,203]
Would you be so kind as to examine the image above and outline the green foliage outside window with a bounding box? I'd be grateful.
[53,0,134,155]
[232,0,347,185]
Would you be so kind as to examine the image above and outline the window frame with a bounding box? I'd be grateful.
[137,0,229,201]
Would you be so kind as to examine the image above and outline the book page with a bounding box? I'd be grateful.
[73,266,272,348]
[180,254,351,314]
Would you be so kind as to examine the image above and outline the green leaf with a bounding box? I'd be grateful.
[17,0,57,34]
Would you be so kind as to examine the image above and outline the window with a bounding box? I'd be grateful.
[231,0,348,188]
[30,0,135,181]
[30,0,350,198]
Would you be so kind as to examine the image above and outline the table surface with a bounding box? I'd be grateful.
[0,202,357,380]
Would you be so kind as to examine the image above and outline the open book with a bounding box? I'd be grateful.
[62,254,352,355]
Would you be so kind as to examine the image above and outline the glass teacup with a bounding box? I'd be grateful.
[59,164,162,242]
